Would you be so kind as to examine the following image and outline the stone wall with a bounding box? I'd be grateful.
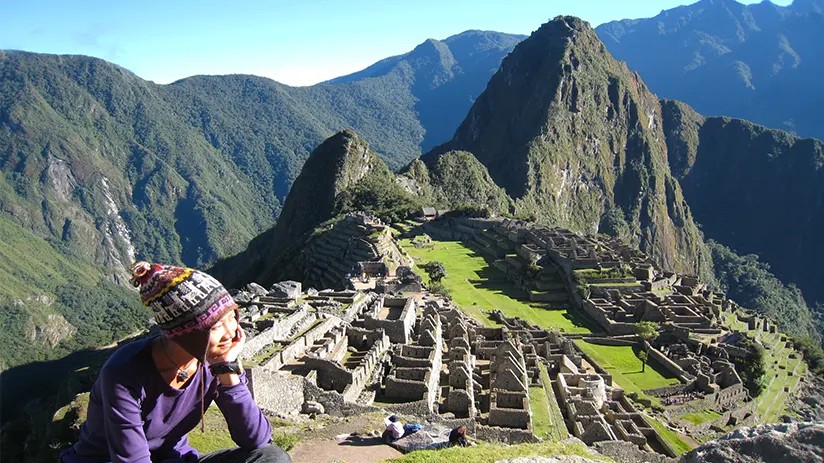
[488,390,530,429]
[247,368,305,415]
[386,371,430,400]
[644,341,694,383]
[475,424,539,444]
[583,336,638,347]
[363,296,416,343]
[305,357,353,393]
[259,317,341,371]
[384,315,443,412]
[241,304,314,359]
[342,332,390,402]
[303,370,380,417]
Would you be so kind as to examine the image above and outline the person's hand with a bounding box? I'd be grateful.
[207,327,246,365]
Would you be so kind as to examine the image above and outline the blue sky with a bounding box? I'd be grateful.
[0,0,793,86]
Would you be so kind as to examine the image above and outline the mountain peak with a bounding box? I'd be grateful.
[278,129,379,226]
[439,15,710,276]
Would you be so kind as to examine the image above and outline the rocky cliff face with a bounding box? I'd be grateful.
[435,16,711,278]
[681,422,824,463]
[662,99,824,306]
[210,130,397,288]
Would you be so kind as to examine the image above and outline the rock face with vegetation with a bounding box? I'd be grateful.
[662,99,824,308]
[401,150,512,213]
[210,130,420,288]
[433,16,712,279]
[597,0,824,141]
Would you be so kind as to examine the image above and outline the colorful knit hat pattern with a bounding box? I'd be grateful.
[130,261,235,337]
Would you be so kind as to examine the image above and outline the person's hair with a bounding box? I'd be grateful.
[389,415,399,422]
[456,425,466,435]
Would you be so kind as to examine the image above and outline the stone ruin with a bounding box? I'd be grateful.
[375,265,423,294]
[649,331,749,410]
[583,289,723,336]
[556,371,654,448]
[223,214,790,456]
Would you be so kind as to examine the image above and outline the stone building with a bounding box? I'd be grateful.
[556,369,653,448]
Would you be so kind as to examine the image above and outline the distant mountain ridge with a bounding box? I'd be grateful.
[328,30,525,151]
[597,0,824,140]
[0,31,522,371]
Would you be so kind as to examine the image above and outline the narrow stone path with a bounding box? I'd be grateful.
[289,436,402,463]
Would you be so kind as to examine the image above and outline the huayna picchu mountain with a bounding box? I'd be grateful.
[417,16,821,341]
[430,16,713,281]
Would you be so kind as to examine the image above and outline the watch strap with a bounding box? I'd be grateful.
[209,359,243,376]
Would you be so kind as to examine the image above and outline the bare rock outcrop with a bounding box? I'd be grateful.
[681,422,824,463]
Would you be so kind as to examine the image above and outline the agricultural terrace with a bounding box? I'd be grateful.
[529,385,553,440]
[720,312,807,422]
[398,238,595,333]
[538,362,569,440]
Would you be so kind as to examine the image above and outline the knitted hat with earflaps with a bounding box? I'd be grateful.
[130,261,237,358]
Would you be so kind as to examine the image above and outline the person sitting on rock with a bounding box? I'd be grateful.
[448,425,471,447]
[382,414,405,443]
[59,262,292,463]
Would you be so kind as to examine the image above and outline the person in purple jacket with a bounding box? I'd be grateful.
[59,262,292,463]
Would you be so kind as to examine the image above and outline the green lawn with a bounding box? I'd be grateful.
[529,386,552,439]
[538,363,569,440]
[398,239,596,334]
[573,340,680,409]
[680,409,722,425]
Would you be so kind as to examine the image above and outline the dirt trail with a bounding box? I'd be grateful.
[289,435,402,463]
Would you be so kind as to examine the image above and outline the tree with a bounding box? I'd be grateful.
[636,321,660,372]
[424,261,447,283]
[637,351,649,372]
[739,338,767,396]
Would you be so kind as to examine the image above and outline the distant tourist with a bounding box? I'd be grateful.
[448,425,471,447]
[59,262,291,463]
[382,414,405,443]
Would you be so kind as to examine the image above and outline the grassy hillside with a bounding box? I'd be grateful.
[0,215,148,370]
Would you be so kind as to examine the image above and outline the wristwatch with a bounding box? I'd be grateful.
[209,359,243,376]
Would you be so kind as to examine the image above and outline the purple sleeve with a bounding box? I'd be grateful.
[99,368,152,463]
[214,374,272,449]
